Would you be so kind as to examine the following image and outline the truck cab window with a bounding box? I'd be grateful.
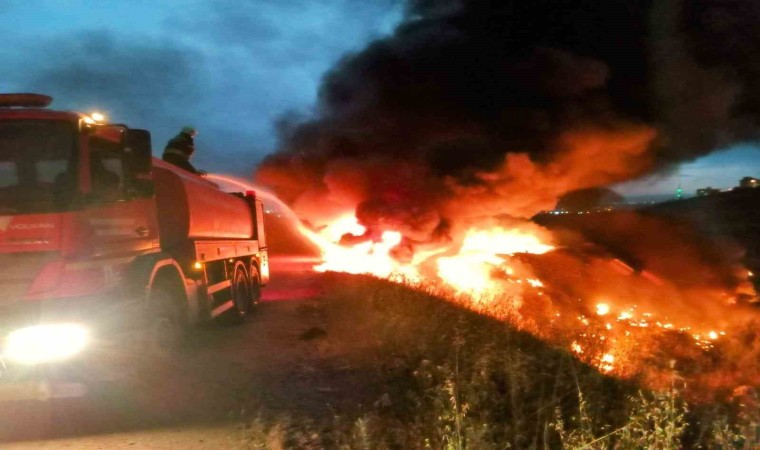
[0,161,18,188]
[0,120,75,214]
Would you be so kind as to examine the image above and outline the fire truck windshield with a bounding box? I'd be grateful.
[0,120,77,214]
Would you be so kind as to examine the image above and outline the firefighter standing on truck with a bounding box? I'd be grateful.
[163,126,205,175]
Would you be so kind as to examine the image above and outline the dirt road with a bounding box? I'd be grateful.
[1,256,369,449]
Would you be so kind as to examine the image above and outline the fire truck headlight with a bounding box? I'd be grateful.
[4,324,89,365]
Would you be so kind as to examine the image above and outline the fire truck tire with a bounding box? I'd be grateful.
[222,265,250,325]
[248,265,261,312]
[145,286,185,355]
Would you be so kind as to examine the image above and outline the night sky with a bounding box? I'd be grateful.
[2,0,757,197]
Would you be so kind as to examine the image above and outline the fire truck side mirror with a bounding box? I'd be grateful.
[123,129,154,197]
[124,129,152,175]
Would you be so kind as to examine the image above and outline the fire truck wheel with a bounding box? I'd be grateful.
[248,266,261,312]
[145,286,185,355]
[224,265,250,325]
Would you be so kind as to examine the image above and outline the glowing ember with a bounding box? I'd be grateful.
[526,278,543,288]
[596,303,610,316]
[600,354,615,372]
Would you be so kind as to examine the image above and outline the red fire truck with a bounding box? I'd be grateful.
[0,94,268,389]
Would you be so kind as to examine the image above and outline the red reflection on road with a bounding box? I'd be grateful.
[261,255,324,302]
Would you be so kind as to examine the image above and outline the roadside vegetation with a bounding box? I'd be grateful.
[237,273,758,449]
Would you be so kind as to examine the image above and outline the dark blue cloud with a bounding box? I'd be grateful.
[2,1,403,176]
[0,1,15,14]
[4,30,241,165]
[21,31,203,125]
[161,0,403,174]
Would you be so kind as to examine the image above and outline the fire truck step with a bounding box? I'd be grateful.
[207,279,232,295]
[210,299,234,317]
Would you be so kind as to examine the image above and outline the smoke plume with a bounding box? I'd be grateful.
[256,0,760,250]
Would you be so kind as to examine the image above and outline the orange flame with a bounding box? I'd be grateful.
[210,173,760,397]
[436,227,553,293]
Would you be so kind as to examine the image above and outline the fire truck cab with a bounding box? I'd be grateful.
[0,94,268,388]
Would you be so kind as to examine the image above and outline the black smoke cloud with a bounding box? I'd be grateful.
[256,0,760,241]
[21,31,203,132]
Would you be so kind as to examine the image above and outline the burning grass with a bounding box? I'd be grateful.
[241,272,758,448]
[212,174,760,446]
[302,207,760,399]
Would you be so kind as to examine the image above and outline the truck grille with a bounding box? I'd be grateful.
[0,252,58,306]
